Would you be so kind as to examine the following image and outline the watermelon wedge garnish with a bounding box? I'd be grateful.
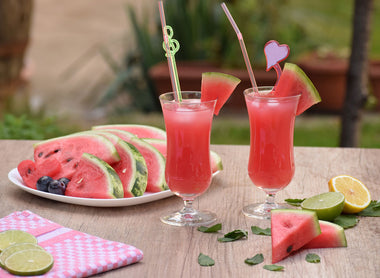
[201,72,241,115]
[275,63,321,115]
[271,209,321,263]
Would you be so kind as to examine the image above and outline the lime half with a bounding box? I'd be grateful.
[0,230,37,253]
[301,192,345,221]
[4,249,54,276]
[0,243,43,269]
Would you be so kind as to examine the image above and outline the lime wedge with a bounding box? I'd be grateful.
[301,192,345,221]
[4,249,54,276]
[0,230,37,253]
[0,243,43,269]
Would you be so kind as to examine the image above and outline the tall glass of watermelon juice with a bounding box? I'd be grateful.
[159,91,217,226]
[243,86,300,219]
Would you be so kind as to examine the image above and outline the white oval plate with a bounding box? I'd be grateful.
[8,169,220,207]
[8,168,174,207]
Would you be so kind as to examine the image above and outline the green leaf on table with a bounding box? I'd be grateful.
[263,264,284,271]
[357,200,380,217]
[245,253,264,265]
[333,214,359,229]
[284,198,305,207]
[251,226,271,236]
[198,253,215,266]
[217,229,248,242]
[306,253,321,263]
[197,223,222,233]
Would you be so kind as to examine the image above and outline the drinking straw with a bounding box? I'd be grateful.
[221,3,258,92]
[158,1,182,101]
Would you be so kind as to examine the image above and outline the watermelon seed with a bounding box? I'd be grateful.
[77,178,83,184]
[286,245,293,253]
[38,152,43,158]
[122,168,127,174]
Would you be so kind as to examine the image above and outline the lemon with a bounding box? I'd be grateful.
[4,249,54,276]
[301,192,345,221]
[0,243,43,269]
[0,230,37,253]
[328,175,371,214]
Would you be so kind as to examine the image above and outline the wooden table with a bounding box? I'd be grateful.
[1,140,379,277]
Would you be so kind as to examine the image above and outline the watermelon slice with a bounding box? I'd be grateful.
[33,133,120,180]
[303,220,347,249]
[17,157,61,189]
[275,63,321,115]
[65,153,123,199]
[271,209,321,263]
[98,129,167,193]
[201,72,241,115]
[142,138,223,174]
[92,124,166,139]
[94,131,148,198]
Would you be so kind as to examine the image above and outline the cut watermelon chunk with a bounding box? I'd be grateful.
[201,72,241,115]
[142,138,223,174]
[275,63,321,115]
[98,129,167,192]
[65,153,124,199]
[271,209,321,263]
[92,124,166,139]
[94,131,148,198]
[18,158,62,189]
[33,133,120,180]
[303,220,347,249]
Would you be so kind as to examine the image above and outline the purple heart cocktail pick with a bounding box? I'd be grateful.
[264,40,290,83]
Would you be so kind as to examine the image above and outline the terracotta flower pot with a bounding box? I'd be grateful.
[370,60,380,111]
[298,58,348,113]
[149,61,277,112]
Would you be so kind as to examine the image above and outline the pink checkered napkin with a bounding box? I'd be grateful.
[0,211,143,277]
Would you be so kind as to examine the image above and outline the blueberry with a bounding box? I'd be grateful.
[58,177,70,188]
[48,180,66,195]
[36,176,53,192]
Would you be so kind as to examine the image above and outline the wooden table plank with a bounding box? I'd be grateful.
[0,141,379,277]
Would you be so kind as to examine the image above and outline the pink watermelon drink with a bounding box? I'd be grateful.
[243,87,300,219]
[160,91,217,227]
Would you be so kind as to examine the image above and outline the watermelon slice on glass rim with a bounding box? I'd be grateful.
[201,72,241,115]
[274,62,321,115]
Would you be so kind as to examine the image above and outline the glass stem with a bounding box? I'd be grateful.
[264,193,276,209]
[181,199,195,215]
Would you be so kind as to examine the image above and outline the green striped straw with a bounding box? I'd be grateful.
[158,1,182,102]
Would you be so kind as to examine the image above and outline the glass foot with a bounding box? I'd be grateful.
[160,209,217,227]
[242,202,289,220]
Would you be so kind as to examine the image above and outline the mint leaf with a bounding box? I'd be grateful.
[245,253,264,265]
[198,253,215,266]
[333,214,359,229]
[263,264,284,271]
[358,200,380,217]
[251,226,271,236]
[217,229,248,242]
[306,253,321,263]
[284,198,305,206]
[197,223,222,233]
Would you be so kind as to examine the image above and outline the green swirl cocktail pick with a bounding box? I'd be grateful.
[161,25,182,102]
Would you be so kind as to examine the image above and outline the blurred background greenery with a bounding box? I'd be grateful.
[1,0,379,148]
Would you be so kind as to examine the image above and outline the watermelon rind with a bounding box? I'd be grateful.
[66,153,123,199]
[303,220,347,249]
[92,124,166,139]
[201,72,241,115]
[271,209,321,263]
[97,129,168,192]
[210,150,223,172]
[276,63,321,115]
[93,131,148,198]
